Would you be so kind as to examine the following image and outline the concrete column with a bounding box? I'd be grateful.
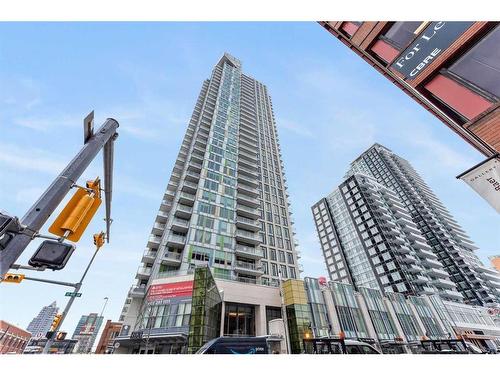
[219,301,225,337]
[384,298,411,353]
[356,293,380,349]
[322,289,341,336]
[255,304,267,336]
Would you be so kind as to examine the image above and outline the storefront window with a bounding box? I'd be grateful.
[224,303,255,336]
[448,25,500,98]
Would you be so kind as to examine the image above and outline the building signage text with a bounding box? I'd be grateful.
[391,21,473,79]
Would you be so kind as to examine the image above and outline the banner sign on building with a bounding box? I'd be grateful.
[391,21,473,79]
[457,155,500,213]
[146,280,194,303]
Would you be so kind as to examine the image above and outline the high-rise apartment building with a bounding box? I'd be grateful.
[319,22,500,157]
[26,301,58,338]
[116,53,301,353]
[313,144,500,307]
[71,313,104,354]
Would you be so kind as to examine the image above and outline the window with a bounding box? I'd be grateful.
[383,22,423,49]
[448,25,500,98]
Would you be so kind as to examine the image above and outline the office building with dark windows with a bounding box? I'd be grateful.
[115,53,301,354]
[319,22,500,157]
[313,144,500,306]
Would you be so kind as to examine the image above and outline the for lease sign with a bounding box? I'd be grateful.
[147,280,194,302]
[390,21,473,79]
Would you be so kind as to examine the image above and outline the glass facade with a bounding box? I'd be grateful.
[359,287,398,341]
[329,282,370,339]
[304,278,331,337]
[187,267,222,353]
[387,292,421,342]
[408,296,446,339]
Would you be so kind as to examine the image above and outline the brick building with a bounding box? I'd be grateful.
[0,320,31,354]
[319,21,499,157]
[95,320,122,354]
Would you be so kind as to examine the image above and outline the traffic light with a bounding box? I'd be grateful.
[93,231,105,249]
[48,178,102,242]
[56,332,67,341]
[1,273,25,283]
[28,240,75,270]
[50,314,62,332]
[86,178,101,199]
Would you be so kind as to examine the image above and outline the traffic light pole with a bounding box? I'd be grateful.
[0,117,119,278]
[42,245,101,354]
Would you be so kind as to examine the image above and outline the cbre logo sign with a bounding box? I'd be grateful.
[391,21,473,79]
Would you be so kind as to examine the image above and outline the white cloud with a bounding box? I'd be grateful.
[277,117,315,139]
[0,142,68,174]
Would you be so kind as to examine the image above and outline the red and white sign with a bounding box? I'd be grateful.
[318,277,327,286]
[147,280,193,302]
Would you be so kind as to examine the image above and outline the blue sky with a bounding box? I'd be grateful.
[1,22,498,339]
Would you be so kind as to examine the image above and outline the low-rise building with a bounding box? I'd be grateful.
[95,320,122,354]
[0,320,31,354]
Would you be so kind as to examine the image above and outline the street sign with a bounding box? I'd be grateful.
[65,291,82,297]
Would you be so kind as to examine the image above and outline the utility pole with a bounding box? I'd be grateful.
[42,236,104,354]
[0,115,118,278]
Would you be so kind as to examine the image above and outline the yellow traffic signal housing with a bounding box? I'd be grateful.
[50,314,62,332]
[93,232,105,249]
[1,273,25,283]
[86,178,101,199]
[49,183,102,242]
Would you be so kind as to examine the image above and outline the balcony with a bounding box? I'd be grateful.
[235,229,261,245]
[236,192,260,208]
[164,190,176,201]
[395,246,411,255]
[188,159,203,173]
[399,256,417,264]
[420,257,443,269]
[161,251,183,266]
[160,199,172,212]
[185,170,200,183]
[439,289,463,301]
[129,285,147,298]
[236,204,260,220]
[407,264,424,274]
[235,244,264,260]
[415,248,439,260]
[152,222,165,235]
[147,235,162,248]
[237,183,259,198]
[236,216,260,232]
[412,275,429,284]
[179,191,195,206]
[156,210,169,223]
[174,204,193,219]
[238,165,259,179]
[427,268,450,279]
[239,148,258,163]
[166,233,187,248]
[237,174,259,189]
[171,217,190,233]
[142,250,157,263]
[181,180,198,194]
[136,266,152,279]
[234,261,263,276]
[431,278,456,289]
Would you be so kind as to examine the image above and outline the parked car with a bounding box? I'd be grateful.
[196,336,283,354]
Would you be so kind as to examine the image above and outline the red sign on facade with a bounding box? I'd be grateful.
[147,280,194,302]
